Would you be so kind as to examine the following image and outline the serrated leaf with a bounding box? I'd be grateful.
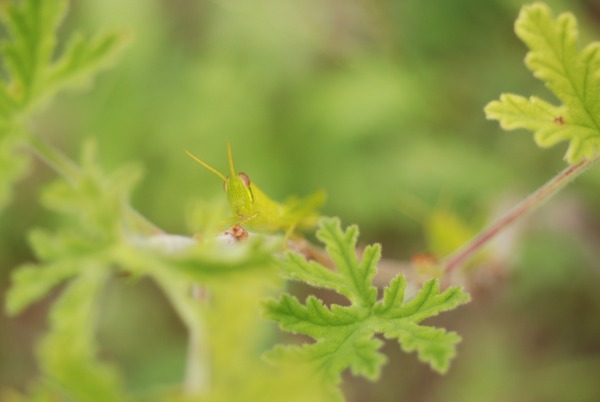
[314,219,378,305]
[383,322,461,374]
[0,0,126,113]
[264,294,357,338]
[0,0,66,107]
[0,0,127,214]
[376,278,468,323]
[375,274,407,315]
[485,3,600,163]
[265,218,470,385]
[280,252,351,298]
[45,31,127,93]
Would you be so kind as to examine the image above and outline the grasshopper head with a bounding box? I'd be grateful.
[184,144,255,217]
[224,143,254,216]
[224,171,254,216]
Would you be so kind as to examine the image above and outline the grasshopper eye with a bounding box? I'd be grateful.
[238,172,251,187]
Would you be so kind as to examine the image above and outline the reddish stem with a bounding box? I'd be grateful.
[442,155,600,274]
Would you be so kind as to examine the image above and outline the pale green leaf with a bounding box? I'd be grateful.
[485,3,600,163]
[37,266,128,402]
[5,262,78,316]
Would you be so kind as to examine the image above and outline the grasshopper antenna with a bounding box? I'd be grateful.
[184,148,227,181]
[227,142,237,178]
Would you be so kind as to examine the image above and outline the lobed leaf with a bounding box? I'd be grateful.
[265,217,470,386]
[0,0,127,213]
[0,0,66,107]
[0,0,126,112]
[485,3,600,163]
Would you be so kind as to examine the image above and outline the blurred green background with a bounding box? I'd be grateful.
[2,0,600,400]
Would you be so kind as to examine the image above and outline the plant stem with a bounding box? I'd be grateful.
[442,154,600,274]
[27,133,162,235]
[155,274,210,397]
[184,321,210,397]
[28,133,82,182]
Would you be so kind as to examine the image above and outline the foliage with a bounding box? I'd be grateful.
[265,218,470,390]
[3,1,600,402]
[5,141,278,400]
[0,0,125,211]
[486,2,600,164]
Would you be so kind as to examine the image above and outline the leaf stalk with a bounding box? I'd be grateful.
[442,154,600,274]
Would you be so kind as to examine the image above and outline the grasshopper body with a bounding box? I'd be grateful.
[185,144,324,235]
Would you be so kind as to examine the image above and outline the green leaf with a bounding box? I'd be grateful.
[37,266,128,402]
[0,0,126,113]
[385,322,462,374]
[5,261,79,316]
[264,218,470,385]
[5,143,140,316]
[0,0,127,213]
[0,0,66,110]
[6,142,283,402]
[485,2,600,163]
[45,31,127,94]
[374,277,467,324]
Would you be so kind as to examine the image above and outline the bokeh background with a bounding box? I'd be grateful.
[2,0,600,400]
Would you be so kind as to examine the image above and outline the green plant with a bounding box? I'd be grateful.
[0,1,469,401]
[2,1,599,401]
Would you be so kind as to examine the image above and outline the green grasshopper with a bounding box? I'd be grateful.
[185,144,324,237]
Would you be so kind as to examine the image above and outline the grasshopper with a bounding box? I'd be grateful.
[185,144,324,238]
